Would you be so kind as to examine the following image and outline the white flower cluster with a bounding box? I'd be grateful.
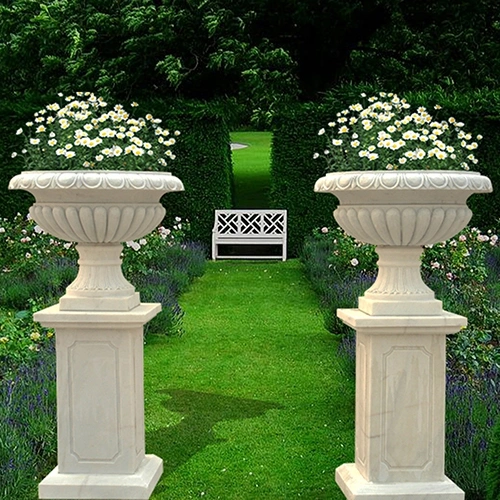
[314,92,482,171]
[13,92,180,171]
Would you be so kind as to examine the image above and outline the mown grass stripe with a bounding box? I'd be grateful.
[144,260,355,499]
[230,131,272,209]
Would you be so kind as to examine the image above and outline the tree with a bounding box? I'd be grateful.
[344,0,500,91]
[0,0,298,125]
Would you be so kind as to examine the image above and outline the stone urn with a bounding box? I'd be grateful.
[315,169,492,500]
[314,170,493,316]
[9,170,184,499]
[9,170,184,311]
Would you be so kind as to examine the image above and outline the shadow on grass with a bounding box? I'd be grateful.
[147,389,282,479]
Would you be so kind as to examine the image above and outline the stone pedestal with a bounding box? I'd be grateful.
[335,309,465,500]
[34,304,163,500]
[8,170,186,499]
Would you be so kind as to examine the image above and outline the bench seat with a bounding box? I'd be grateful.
[212,210,287,261]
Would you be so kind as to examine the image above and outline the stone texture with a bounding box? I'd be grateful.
[35,304,162,499]
[336,464,465,500]
[335,309,466,499]
[312,170,492,499]
[39,455,163,500]
[9,170,184,312]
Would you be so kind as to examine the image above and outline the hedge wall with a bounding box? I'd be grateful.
[270,88,500,257]
[144,100,233,247]
[270,103,337,257]
[0,98,233,249]
[0,97,44,219]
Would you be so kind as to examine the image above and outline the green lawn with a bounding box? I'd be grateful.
[230,131,272,208]
[144,260,355,499]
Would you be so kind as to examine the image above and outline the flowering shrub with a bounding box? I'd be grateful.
[0,303,53,373]
[0,213,204,370]
[12,92,180,171]
[314,92,482,171]
[122,217,191,277]
[310,226,377,277]
[422,226,496,285]
[0,213,192,281]
[0,213,77,277]
[303,225,500,375]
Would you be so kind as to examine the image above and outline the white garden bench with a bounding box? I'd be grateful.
[212,209,287,261]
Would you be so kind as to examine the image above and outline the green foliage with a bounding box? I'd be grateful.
[422,227,500,375]
[0,213,76,278]
[270,103,338,256]
[486,416,500,500]
[1,0,499,122]
[0,305,53,374]
[0,98,44,219]
[0,0,299,124]
[345,0,500,92]
[147,100,234,247]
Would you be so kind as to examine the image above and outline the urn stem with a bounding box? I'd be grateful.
[60,243,140,311]
[358,246,442,316]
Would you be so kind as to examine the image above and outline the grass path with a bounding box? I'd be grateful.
[144,260,355,499]
[230,131,272,208]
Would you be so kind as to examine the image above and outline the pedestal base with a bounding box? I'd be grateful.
[39,454,163,500]
[336,464,464,500]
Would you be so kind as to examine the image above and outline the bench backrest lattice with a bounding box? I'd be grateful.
[212,209,287,260]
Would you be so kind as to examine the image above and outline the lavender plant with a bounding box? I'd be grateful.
[446,368,500,499]
[0,212,206,498]
[0,341,57,500]
[301,223,500,498]
[486,413,500,500]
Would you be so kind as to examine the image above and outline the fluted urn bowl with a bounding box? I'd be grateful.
[314,170,492,316]
[9,170,184,311]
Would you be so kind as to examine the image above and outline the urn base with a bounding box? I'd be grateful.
[59,291,141,311]
[358,295,443,316]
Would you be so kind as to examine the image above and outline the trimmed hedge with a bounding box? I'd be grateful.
[0,97,45,219]
[270,88,500,256]
[0,98,233,249]
[270,104,337,257]
[144,99,234,247]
